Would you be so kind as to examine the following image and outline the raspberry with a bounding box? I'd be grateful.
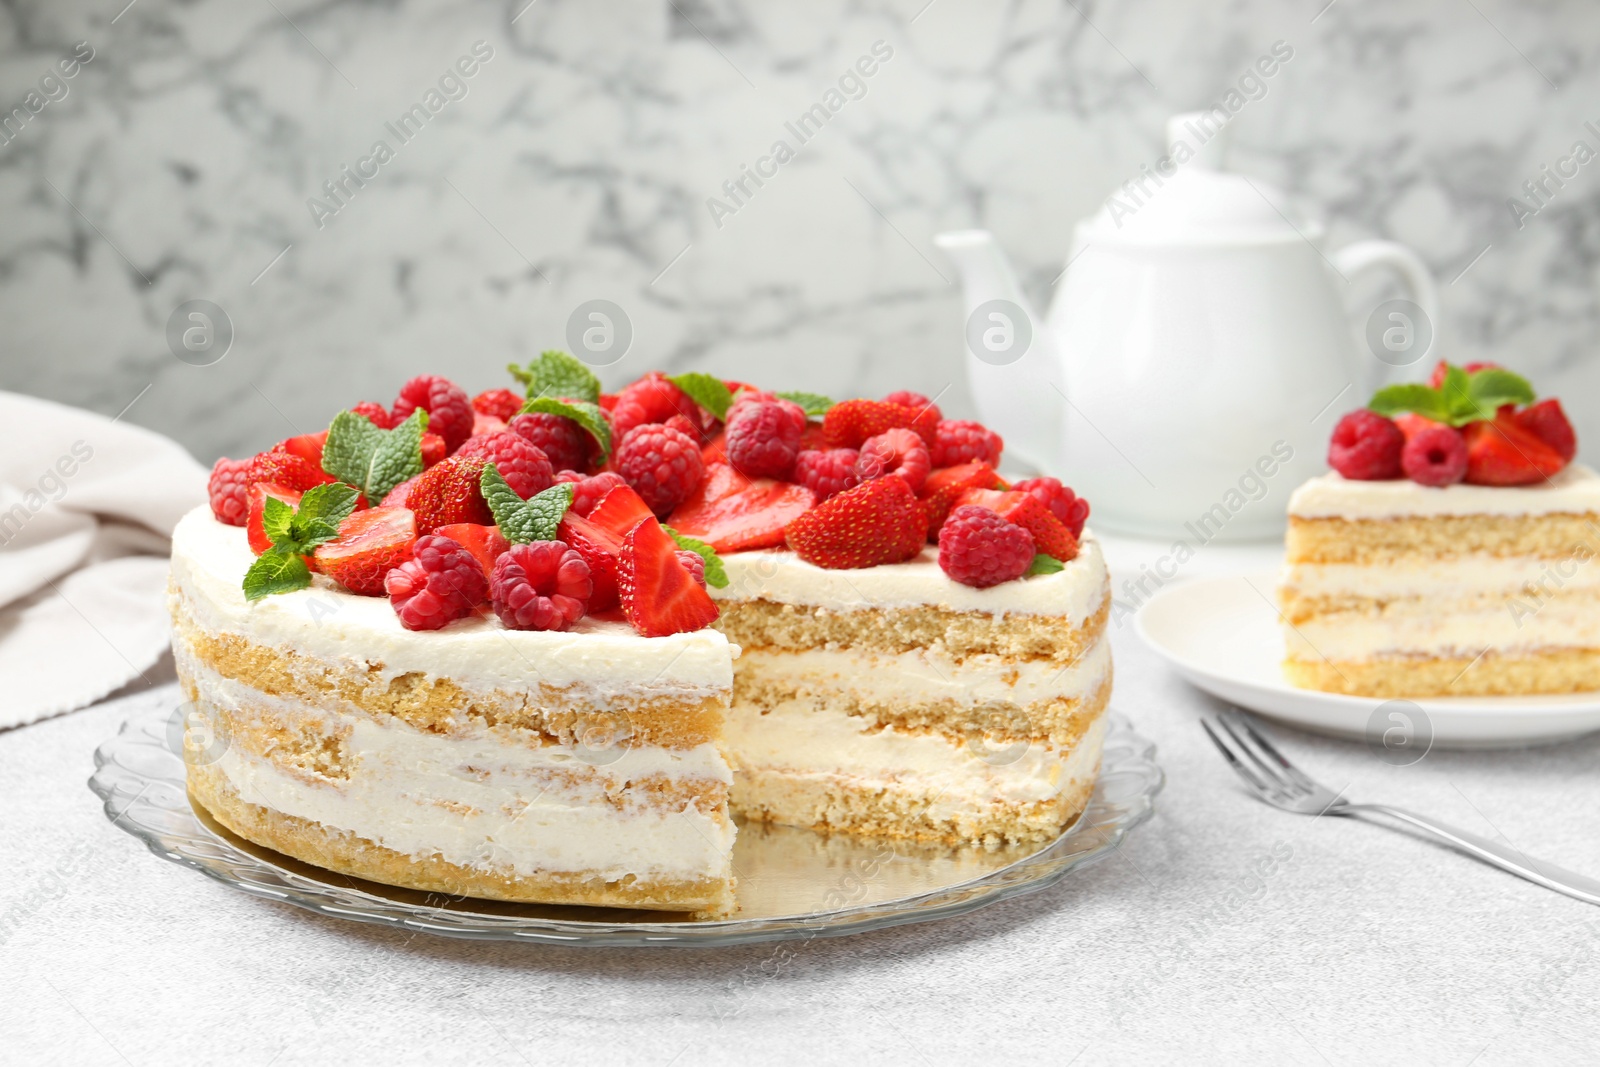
[938,505,1034,588]
[854,428,931,493]
[1402,425,1469,487]
[665,413,707,444]
[610,373,697,443]
[1011,476,1090,538]
[489,541,592,631]
[931,420,1003,468]
[676,549,707,589]
[615,424,706,516]
[728,390,806,435]
[1328,410,1405,481]
[473,388,523,422]
[384,534,489,630]
[554,470,628,517]
[392,375,473,452]
[421,433,447,467]
[508,412,591,473]
[725,401,802,479]
[793,448,860,501]
[456,432,554,499]
[884,390,943,424]
[207,457,251,526]
[350,401,393,429]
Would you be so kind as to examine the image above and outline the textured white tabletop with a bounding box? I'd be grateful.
[5,625,1599,1066]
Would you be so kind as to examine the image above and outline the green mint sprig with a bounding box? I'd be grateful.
[1026,554,1065,577]
[320,408,427,504]
[1368,364,1535,427]
[519,397,614,463]
[664,526,729,589]
[509,350,601,404]
[775,390,835,418]
[242,482,361,601]
[669,372,733,421]
[480,464,574,544]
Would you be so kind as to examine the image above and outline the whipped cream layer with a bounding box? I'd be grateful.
[191,658,734,880]
[724,701,1107,808]
[1286,599,1600,660]
[171,507,733,701]
[1282,554,1600,600]
[1288,465,1600,520]
[735,636,1111,708]
[713,533,1106,620]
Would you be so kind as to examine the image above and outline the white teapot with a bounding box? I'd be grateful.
[936,112,1438,541]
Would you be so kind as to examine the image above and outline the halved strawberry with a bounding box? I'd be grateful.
[245,450,336,493]
[246,483,302,556]
[667,463,817,552]
[1393,413,1445,443]
[421,433,448,467]
[408,455,492,533]
[822,399,938,450]
[700,431,728,468]
[588,484,655,539]
[558,512,624,612]
[919,461,1008,540]
[381,474,421,509]
[313,507,418,596]
[1462,414,1567,486]
[954,488,1079,561]
[272,430,329,468]
[785,477,926,570]
[431,522,509,578]
[1511,398,1577,463]
[472,413,508,438]
[617,516,719,636]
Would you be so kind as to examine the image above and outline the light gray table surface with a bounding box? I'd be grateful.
[5,624,1599,1066]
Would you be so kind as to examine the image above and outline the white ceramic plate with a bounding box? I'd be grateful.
[1135,573,1600,749]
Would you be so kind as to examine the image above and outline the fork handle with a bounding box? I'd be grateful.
[1345,803,1600,907]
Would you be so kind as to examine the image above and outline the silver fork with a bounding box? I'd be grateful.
[1203,707,1600,907]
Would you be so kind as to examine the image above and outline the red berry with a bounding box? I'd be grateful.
[793,448,861,501]
[245,450,336,494]
[615,424,705,517]
[408,455,493,533]
[1462,414,1564,486]
[489,541,592,632]
[587,484,656,540]
[883,390,943,424]
[610,373,700,443]
[667,464,817,553]
[854,428,931,493]
[381,474,421,509]
[823,399,939,450]
[385,534,488,630]
[554,470,628,517]
[556,511,624,612]
[785,477,927,570]
[677,549,707,589]
[920,462,1009,540]
[954,488,1079,562]
[272,431,327,468]
[420,433,447,467]
[616,516,720,637]
[350,401,394,429]
[727,390,806,435]
[725,401,803,479]
[246,483,302,556]
[508,412,592,473]
[1428,360,1500,389]
[392,375,474,452]
[930,419,1004,468]
[207,457,251,526]
[938,505,1035,588]
[1512,398,1577,462]
[665,413,708,444]
[1011,476,1090,538]
[1328,410,1405,481]
[456,432,554,499]
[432,523,510,578]
[313,507,418,596]
[472,413,507,438]
[473,388,524,422]
[1401,425,1469,487]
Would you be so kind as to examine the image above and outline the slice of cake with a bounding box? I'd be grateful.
[1279,361,1597,697]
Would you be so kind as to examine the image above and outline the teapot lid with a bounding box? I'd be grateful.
[1075,112,1319,245]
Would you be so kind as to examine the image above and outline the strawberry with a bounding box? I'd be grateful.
[246,450,336,493]
[421,433,447,467]
[785,477,926,570]
[313,507,418,596]
[381,474,421,509]
[431,522,509,578]
[558,512,625,612]
[700,431,728,467]
[472,413,508,438]
[272,431,328,468]
[617,516,719,636]
[1511,398,1577,463]
[1393,413,1444,442]
[667,463,817,552]
[954,488,1079,561]
[1462,413,1567,486]
[919,462,1008,540]
[246,483,302,556]
[822,399,938,450]
[588,484,656,540]
[1428,360,1499,388]
[408,455,493,533]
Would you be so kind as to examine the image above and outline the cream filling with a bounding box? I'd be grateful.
[1281,554,1600,600]
[734,637,1111,707]
[191,660,735,880]
[724,700,1107,808]
[170,507,735,702]
[1287,465,1600,520]
[713,534,1107,621]
[1285,599,1600,660]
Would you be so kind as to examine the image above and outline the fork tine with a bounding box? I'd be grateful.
[1200,719,1274,795]
[1216,711,1300,797]
[1226,709,1319,793]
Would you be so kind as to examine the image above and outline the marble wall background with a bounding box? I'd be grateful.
[0,0,1596,465]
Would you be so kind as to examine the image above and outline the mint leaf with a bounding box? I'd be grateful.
[1368,384,1450,423]
[521,397,613,462]
[243,547,312,601]
[1438,364,1474,425]
[664,526,728,589]
[1467,367,1535,417]
[481,464,574,544]
[1026,553,1065,576]
[261,495,296,550]
[775,391,834,418]
[509,350,602,403]
[669,373,733,421]
[291,482,360,548]
[322,408,426,503]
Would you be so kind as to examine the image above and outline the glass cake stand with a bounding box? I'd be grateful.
[88,706,1163,947]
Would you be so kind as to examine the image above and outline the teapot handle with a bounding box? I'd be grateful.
[1331,240,1440,391]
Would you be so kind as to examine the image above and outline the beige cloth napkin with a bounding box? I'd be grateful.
[0,390,207,729]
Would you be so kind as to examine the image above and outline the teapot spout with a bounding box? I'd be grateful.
[933,230,1063,474]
